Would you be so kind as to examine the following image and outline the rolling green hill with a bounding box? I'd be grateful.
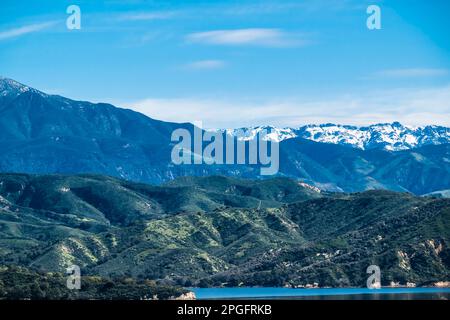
[0,174,448,289]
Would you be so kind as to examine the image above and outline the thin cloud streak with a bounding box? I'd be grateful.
[117,11,177,21]
[0,21,58,40]
[222,0,358,15]
[186,28,306,47]
[374,68,449,78]
[184,60,226,70]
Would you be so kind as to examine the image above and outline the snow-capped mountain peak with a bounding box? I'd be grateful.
[223,122,450,151]
[0,77,32,96]
[222,126,297,142]
[0,77,46,99]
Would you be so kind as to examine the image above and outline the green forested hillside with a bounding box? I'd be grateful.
[0,265,186,300]
[0,174,448,291]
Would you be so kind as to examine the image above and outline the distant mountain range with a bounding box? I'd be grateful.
[222,122,450,151]
[0,78,449,292]
[0,77,449,195]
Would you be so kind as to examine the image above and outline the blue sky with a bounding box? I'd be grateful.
[0,0,449,128]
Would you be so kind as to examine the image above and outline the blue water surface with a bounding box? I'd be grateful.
[192,287,450,299]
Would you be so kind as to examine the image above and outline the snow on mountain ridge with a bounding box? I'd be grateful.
[223,122,450,151]
[1,77,447,152]
[221,126,297,142]
[0,77,45,98]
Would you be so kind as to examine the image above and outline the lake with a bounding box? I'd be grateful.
[192,287,450,300]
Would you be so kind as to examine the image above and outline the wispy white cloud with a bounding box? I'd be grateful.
[374,68,449,78]
[117,11,176,21]
[123,85,450,128]
[222,0,358,15]
[183,60,226,70]
[186,28,307,47]
[0,21,58,40]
